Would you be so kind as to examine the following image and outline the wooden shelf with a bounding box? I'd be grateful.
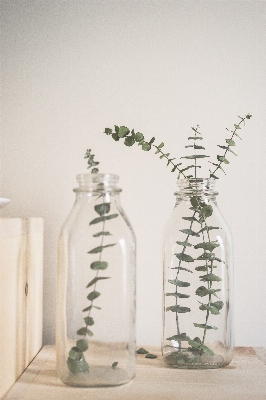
[3,346,266,400]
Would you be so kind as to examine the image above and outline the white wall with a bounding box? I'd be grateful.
[1,0,265,347]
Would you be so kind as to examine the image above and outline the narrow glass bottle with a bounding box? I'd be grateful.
[162,178,233,369]
[57,173,136,386]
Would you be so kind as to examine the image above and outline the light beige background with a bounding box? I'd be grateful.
[1,0,265,347]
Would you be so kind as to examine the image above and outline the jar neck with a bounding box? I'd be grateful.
[174,178,218,201]
[74,173,122,195]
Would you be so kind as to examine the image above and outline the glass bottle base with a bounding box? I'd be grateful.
[60,365,133,387]
[164,350,228,369]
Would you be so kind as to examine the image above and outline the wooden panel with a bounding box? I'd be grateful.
[25,219,43,367]
[0,218,43,399]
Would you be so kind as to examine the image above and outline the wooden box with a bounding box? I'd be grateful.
[0,218,43,399]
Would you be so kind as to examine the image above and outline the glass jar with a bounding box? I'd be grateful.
[56,173,136,386]
[162,178,233,369]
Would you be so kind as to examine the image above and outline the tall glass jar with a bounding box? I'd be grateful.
[162,178,233,369]
[57,173,136,387]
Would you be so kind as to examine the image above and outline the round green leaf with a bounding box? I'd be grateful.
[84,316,94,326]
[90,261,108,270]
[124,136,135,146]
[142,142,151,151]
[135,132,144,142]
[94,203,110,216]
[87,291,100,301]
[118,126,130,138]
[76,339,89,352]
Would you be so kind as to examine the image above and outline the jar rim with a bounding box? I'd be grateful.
[74,173,121,193]
[175,177,218,197]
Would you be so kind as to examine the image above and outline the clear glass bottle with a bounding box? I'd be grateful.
[57,173,136,387]
[162,178,233,369]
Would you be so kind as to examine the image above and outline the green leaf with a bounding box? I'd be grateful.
[194,145,205,150]
[217,155,230,164]
[145,353,157,359]
[188,136,203,140]
[84,316,94,326]
[176,240,192,247]
[195,266,208,272]
[124,136,135,146]
[181,155,210,159]
[93,231,112,237]
[167,333,191,341]
[112,361,118,368]
[135,132,144,142]
[149,137,155,144]
[197,252,215,261]
[194,241,220,252]
[190,197,200,208]
[87,291,100,301]
[88,244,116,254]
[114,125,119,133]
[195,286,221,297]
[137,347,149,354]
[201,344,214,356]
[200,273,221,282]
[180,229,200,237]
[82,306,92,312]
[112,132,120,141]
[142,142,151,151]
[165,292,190,298]
[226,139,236,146]
[171,163,182,172]
[69,347,82,361]
[76,327,88,336]
[90,261,108,270]
[210,173,219,179]
[86,276,110,287]
[227,147,237,156]
[67,356,89,374]
[76,339,89,352]
[188,339,201,349]
[199,226,219,233]
[118,126,130,138]
[158,142,164,148]
[210,300,224,310]
[182,216,198,222]
[199,205,213,218]
[178,266,193,273]
[234,124,241,129]
[199,303,220,315]
[94,203,110,216]
[104,128,113,135]
[91,168,99,173]
[234,132,242,140]
[89,214,119,225]
[166,305,191,313]
[168,279,190,287]
[194,323,218,330]
[175,253,194,263]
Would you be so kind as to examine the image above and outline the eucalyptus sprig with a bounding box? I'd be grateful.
[103,115,252,364]
[67,151,119,374]
[104,114,252,181]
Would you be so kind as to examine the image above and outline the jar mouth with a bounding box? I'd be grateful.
[74,173,121,193]
[175,178,218,197]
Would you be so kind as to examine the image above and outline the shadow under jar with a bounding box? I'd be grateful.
[162,178,234,369]
[57,173,136,387]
